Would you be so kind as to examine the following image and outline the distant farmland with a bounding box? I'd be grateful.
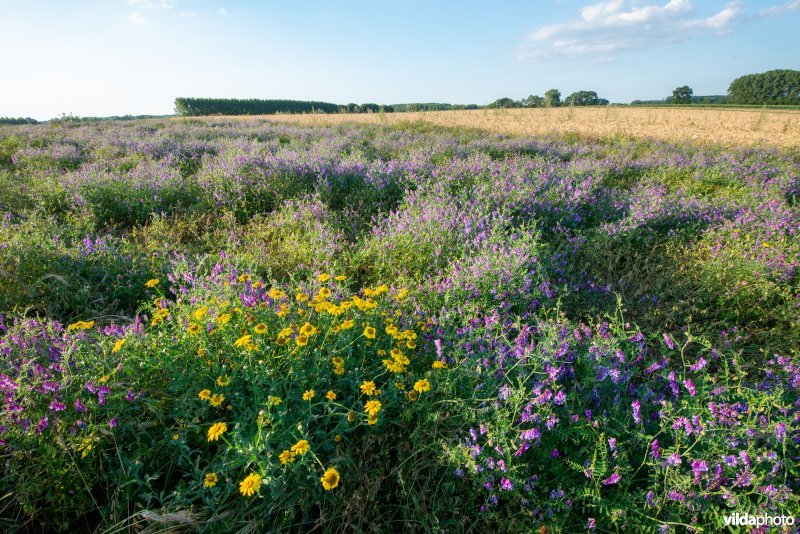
[255,106,800,147]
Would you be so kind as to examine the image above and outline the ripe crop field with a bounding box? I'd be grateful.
[265,106,800,148]
[0,118,798,531]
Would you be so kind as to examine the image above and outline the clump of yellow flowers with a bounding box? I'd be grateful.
[155,273,438,501]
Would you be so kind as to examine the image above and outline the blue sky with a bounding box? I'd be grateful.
[1,0,799,119]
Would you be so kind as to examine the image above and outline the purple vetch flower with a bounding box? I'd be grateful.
[553,390,567,405]
[683,379,696,396]
[632,400,642,424]
[651,439,661,459]
[663,333,676,350]
[97,385,111,406]
[500,477,513,491]
[739,451,751,467]
[691,460,708,484]
[109,418,118,429]
[646,491,656,507]
[602,472,621,485]
[497,459,507,472]
[434,338,443,359]
[608,437,617,451]
[545,415,558,430]
[49,400,66,412]
[776,422,786,443]
[588,517,596,531]
[35,416,49,434]
[520,428,541,441]
[498,384,511,400]
[667,490,685,503]
[666,453,682,467]
[689,357,708,372]
[551,448,560,458]
[74,399,88,413]
[514,441,531,457]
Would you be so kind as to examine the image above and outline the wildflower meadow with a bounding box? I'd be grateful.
[0,118,798,532]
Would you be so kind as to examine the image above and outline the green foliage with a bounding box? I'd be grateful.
[0,117,38,125]
[563,90,607,106]
[728,69,800,105]
[672,86,694,105]
[0,134,21,165]
[544,89,561,107]
[0,217,154,321]
[174,97,342,116]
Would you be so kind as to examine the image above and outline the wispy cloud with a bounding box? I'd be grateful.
[128,0,175,10]
[219,7,228,16]
[758,0,800,17]
[126,12,146,25]
[519,0,746,61]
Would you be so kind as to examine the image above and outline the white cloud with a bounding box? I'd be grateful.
[219,7,228,16]
[126,12,145,25]
[128,0,174,9]
[758,0,800,17]
[520,0,745,61]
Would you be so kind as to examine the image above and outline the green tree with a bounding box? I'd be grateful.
[728,70,800,105]
[522,95,544,108]
[672,86,693,104]
[544,89,561,107]
[563,90,601,106]
[489,97,517,109]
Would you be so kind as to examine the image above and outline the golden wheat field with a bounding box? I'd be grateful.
[252,106,800,147]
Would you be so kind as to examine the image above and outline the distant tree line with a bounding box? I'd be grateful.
[631,70,800,107]
[728,69,800,105]
[486,89,609,109]
[174,98,488,116]
[174,98,342,116]
[0,117,38,125]
[390,103,479,112]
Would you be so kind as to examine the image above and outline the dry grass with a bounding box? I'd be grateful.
[243,107,800,147]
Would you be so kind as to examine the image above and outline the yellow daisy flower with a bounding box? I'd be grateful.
[291,439,311,456]
[364,399,382,416]
[239,472,261,497]
[413,379,431,393]
[233,335,252,348]
[302,389,315,401]
[207,422,227,442]
[279,450,296,465]
[145,278,159,288]
[217,376,231,387]
[360,381,378,396]
[204,472,218,488]
[321,467,340,490]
